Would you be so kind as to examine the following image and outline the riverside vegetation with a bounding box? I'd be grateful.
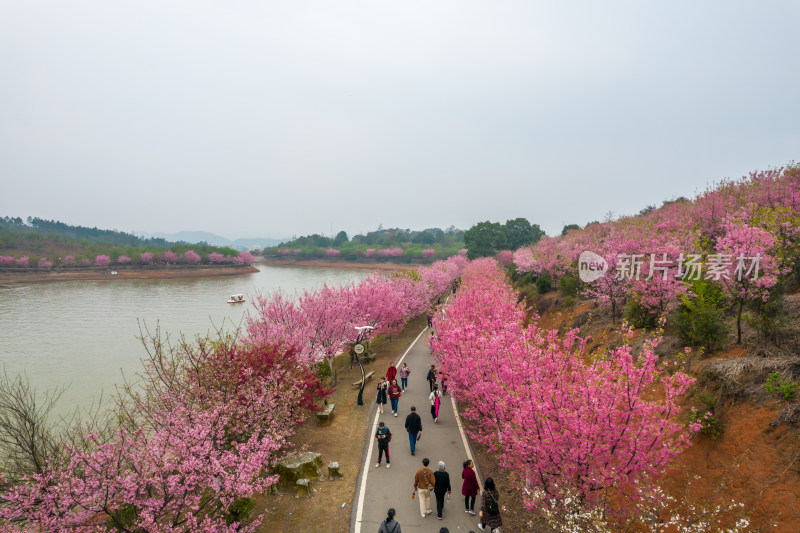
[0,257,466,531]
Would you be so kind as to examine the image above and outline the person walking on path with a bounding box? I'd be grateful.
[433,461,452,520]
[427,312,434,328]
[378,508,401,533]
[413,458,436,518]
[429,385,442,423]
[386,361,397,383]
[426,365,437,392]
[477,477,503,532]
[404,406,422,455]
[461,459,479,515]
[388,379,402,416]
[375,421,391,468]
[376,377,388,414]
[399,363,410,391]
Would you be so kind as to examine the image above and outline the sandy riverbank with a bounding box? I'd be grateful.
[0,266,260,288]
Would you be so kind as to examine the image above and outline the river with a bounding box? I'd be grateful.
[0,263,368,415]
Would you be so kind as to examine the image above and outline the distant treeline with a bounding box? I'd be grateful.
[1,217,174,247]
[264,226,467,262]
[0,216,244,267]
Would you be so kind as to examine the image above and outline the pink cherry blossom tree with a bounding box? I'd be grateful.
[63,255,75,266]
[238,252,255,264]
[496,250,513,266]
[117,256,131,265]
[139,252,153,265]
[208,252,225,264]
[184,250,201,265]
[422,249,435,260]
[326,248,341,257]
[15,257,29,268]
[0,336,309,532]
[95,255,111,267]
[714,211,781,344]
[37,258,53,270]
[164,251,178,264]
[0,256,14,266]
[431,259,698,524]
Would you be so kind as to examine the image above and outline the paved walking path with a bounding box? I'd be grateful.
[351,326,483,533]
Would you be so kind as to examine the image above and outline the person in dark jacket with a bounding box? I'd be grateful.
[376,377,388,414]
[433,461,452,519]
[404,406,422,455]
[477,477,502,532]
[375,421,391,468]
[378,508,401,533]
[461,459,479,514]
[426,365,437,392]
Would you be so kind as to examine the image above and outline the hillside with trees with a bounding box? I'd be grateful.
[450,164,800,531]
[0,217,252,269]
[263,225,468,263]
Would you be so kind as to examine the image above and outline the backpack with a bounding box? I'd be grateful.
[486,492,499,515]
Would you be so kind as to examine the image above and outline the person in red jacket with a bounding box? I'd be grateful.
[461,459,479,515]
[386,361,397,383]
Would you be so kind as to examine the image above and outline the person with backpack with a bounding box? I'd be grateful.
[375,421,392,468]
[412,457,436,517]
[388,379,402,416]
[477,477,502,532]
[378,508,401,533]
[429,385,442,423]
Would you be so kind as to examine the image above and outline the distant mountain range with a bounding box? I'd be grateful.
[138,231,289,251]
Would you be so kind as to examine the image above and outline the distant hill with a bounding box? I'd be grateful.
[139,231,288,251]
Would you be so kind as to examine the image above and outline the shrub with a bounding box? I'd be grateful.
[558,273,579,297]
[535,271,553,293]
[225,497,254,526]
[674,279,728,352]
[765,372,798,401]
[315,360,333,380]
[688,408,724,439]
[747,281,796,346]
[624,298,660,329]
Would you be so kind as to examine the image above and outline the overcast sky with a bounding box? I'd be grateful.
[1,1,798,240]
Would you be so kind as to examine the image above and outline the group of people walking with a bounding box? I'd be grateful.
[373,351,503,532]
[376,361,411,417]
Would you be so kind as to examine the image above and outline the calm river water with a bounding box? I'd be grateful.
[0,264,367,415]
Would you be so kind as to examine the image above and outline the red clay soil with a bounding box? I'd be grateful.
[525,293,800,530]
[662,402,800,530]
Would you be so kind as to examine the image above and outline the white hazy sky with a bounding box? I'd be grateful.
[1,1,798,240]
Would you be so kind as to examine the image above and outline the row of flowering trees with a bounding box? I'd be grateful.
[0,256,466,531]
[0,251,255,269]
[510,167,798,342]
[246,255,467,373]
[431,259,748,531]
